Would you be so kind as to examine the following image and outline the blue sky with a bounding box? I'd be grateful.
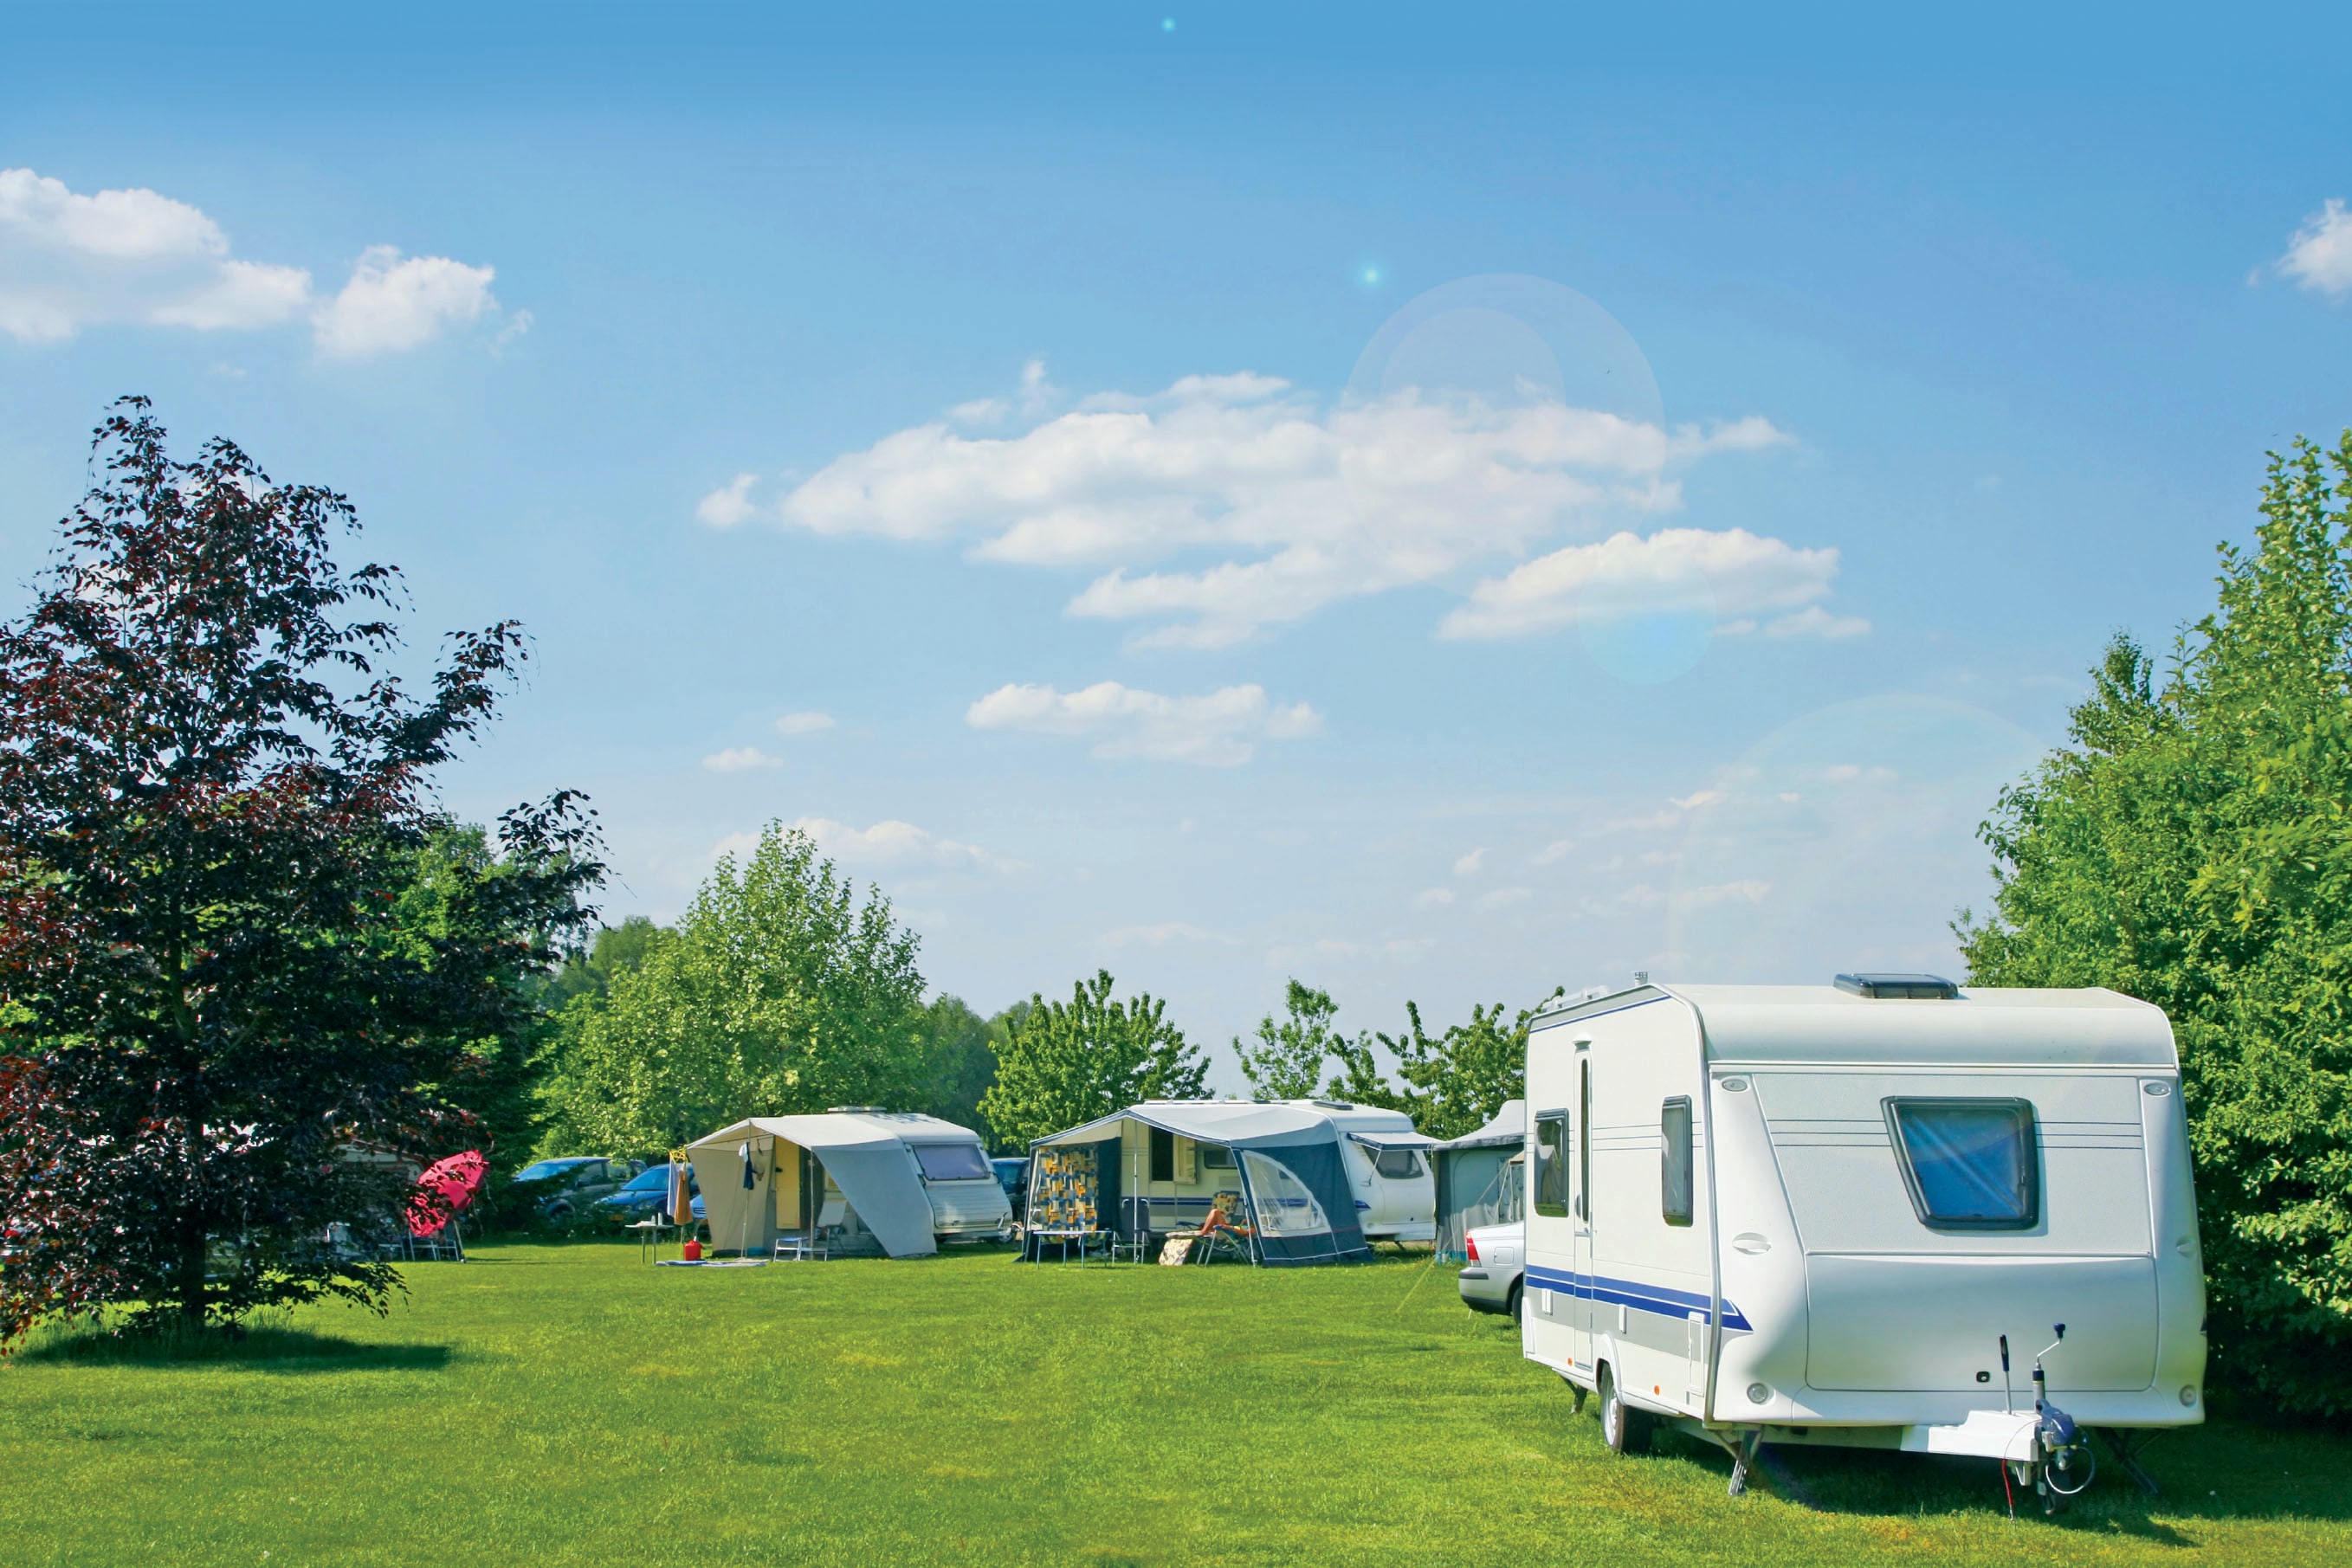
[6,4,2350,1085]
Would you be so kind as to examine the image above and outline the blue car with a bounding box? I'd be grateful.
[593,1162,701,1225]
[991,1157,1028,1209]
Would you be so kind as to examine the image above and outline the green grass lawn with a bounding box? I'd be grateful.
[1,1242,2346,1567]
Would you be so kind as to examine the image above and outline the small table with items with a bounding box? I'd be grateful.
[627,1217,678,1262]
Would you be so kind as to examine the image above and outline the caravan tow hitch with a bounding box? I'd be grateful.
[2029,1325,2096,1515]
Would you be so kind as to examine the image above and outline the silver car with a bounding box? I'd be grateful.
[1457,1218,1525,1320]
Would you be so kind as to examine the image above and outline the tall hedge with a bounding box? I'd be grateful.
[1959,434,2352,1417]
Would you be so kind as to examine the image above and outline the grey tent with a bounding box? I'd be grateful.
[1431,1099,1524,1260]
[1027,1100,1372,1266]
[686,1113,955,1258]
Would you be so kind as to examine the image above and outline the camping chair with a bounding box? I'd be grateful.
[1182,1192,1252,1265]
[772,1228,830,1261]
[407,1219,464,1262]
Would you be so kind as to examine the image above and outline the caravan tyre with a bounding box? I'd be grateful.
[1597,1365,1651,1456]
[1507,1282,1523,1325]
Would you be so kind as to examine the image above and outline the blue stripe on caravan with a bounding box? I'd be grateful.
[1523,1264,1754,1332]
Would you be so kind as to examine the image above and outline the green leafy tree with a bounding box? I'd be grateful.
[388,824,604,1175]
[540,824,927,1156]
[537,915,669,1013]
[1959,433,2352,1416]
[979,971,1206,1148]
[909,994,1008,1137]
[1236,979,1347,1100]
[1326,992,1558,1140]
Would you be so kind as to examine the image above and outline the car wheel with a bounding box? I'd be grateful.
[1506,1281,1523,1325]
[1597,1364,1651,1455]
[545,1201,572,1224]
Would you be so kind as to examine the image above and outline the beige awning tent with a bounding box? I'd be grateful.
[684,1114,942,1258]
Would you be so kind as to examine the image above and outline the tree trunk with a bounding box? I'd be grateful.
[179,1220,210,1332]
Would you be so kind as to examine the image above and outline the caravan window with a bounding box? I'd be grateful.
[1533,1112,1569,1216]
[912,1143,993,1181]
[1660,1098,1694,1226]
[1201,1143,1237,1170]
[1372,1147,1423,1179]
[1884,1098,2039,1229]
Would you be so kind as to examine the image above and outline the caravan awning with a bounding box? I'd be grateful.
[1438,1099,1526,1151]
[1347,1130,1443,1151]
[1031,1100,1331,1151]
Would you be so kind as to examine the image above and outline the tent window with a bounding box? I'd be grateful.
[1884,1098,2039,1230]
[1533,1112,1569,1216]
[1240,1151,1331,1236]
[1373,1147,1423,1179]
[1661,1098,1694,1226]
[912,1143,992,1182]
[1201,1143,1237,1170]
[1149,1126,1176,1183]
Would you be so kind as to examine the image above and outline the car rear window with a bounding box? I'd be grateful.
[913,1143,992,1181]
[1884,1097,2039,1229]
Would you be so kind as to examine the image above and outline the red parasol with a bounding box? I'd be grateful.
[407,1150,488,1238]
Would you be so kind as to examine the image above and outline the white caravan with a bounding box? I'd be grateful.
[1520,975,2203,1510]
[1319,1101,1440,1244]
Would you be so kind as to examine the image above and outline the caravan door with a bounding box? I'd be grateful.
[1569,1052,1595,1370]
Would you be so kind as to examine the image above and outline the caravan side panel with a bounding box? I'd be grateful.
[1522,993,1710,1418]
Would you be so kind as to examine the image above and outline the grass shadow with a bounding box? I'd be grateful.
[1644,1416,2352,1536]
[15,1320,452,1373]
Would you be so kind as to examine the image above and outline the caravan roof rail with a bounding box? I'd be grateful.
[1833,972,1960,999]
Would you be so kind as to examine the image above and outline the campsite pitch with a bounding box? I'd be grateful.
[0,1244,2344,1567]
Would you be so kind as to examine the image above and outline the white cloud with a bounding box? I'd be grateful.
[966,681,1321,767]
[1452,848,1487,877]
[699,474,760,527]
[2277,198,2352,297]
[1099,921,1236,950]
[1018,355,1056,414]
[0,167,309,341]
[1479,887,1534,910]
[723,816,1022,874]
[1414,887,1457,907]
[1759,603,1871,640]
[773,710,836,736]
[701,745,779,773]
[1670,790,1725,811]
[1675,879,1771,909]
[312,245,498,358]
[1533,838,1575,866]
[729,369,1790,647]
[0,169,510,355]
[1440,526,1851,641]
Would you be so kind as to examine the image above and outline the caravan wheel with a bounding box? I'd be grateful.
[1596,1365,1651,1455]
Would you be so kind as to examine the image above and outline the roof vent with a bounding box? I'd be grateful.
[826,1106,888,1113]
[1834,972,1959,1000]
[1311,1099,1356,1110]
